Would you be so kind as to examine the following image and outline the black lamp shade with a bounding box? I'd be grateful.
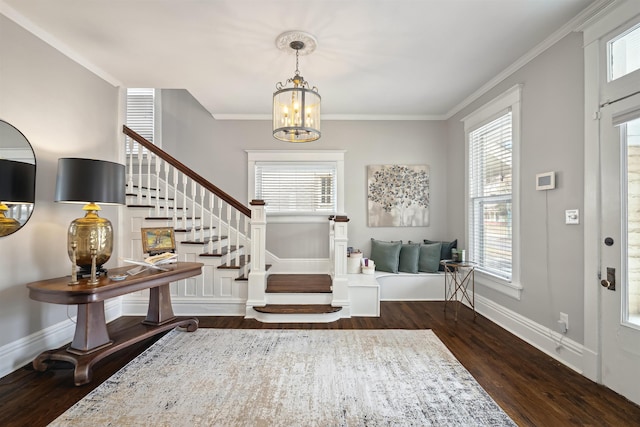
[55,158,125,205]
[0,158,36,203]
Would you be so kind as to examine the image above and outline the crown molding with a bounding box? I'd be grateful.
[212,113,445,121]
[0,1,122,87]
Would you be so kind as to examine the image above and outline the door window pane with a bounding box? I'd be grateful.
[609,24,640,81]
[626,117,640,325]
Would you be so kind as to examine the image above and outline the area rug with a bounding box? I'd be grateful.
[50,329,516,426]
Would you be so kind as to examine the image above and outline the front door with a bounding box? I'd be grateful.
[599,93,640,404]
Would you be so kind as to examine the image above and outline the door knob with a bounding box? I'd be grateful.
[601,267,616,291]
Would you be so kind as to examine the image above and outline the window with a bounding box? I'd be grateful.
[126,88,157,153]
[463,85,521,298]
[469,112,513,280]
[255,162,336,214]
[247,150,345,223]
[608,23,640,82]
[624,116,640,326]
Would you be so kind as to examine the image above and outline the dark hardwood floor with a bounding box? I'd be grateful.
[1,301,639,426]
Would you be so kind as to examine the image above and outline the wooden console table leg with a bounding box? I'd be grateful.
[69,301,112,354]
[143,284,176,325]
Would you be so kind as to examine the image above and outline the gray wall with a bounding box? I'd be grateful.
[161,90,450,258]
[446,32,585,342]
[0,13,587,361]
[0,15,120,348]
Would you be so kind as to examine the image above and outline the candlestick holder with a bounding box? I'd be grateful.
[69,241,79,285]
[88,246,99,286]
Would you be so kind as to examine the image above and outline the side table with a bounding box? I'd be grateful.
[440,260,476,321]
[26,262,203,385]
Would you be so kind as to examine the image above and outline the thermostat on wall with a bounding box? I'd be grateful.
[536,172,555,190]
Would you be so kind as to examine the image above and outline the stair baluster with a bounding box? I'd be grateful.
[154,155,161,216]
[136,144,143,205]
[235,210,241,266]
[191,180,197,241]
[226,204,232,265]
[181,175,188,231]
[208,195,215,254]
[162,161,176,219]
[200,187,206,243]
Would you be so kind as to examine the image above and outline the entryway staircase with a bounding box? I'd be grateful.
[120,126,350,322]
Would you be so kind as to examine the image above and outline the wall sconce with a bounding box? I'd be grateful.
[0,159,36,237]
[55,158,125,278]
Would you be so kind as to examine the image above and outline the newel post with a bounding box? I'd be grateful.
[246,200,267,317]
[332,215,350,312]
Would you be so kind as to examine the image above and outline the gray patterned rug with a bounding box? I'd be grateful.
[51,329,516,426]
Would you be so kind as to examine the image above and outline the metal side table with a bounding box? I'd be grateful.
[441,260,476,321]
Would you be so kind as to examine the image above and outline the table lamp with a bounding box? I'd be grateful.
[0,159,36,237]
[55,158,125,277]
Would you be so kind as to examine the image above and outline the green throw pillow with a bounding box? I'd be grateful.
[424,239,457,271]
[370,238,402,273]
[398,243,421,274]
[419,242,442,273]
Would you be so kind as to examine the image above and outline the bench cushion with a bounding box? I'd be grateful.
[370,238,402,273]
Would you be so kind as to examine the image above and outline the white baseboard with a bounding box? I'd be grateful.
[0,299,122,379]
[474,294,584,374]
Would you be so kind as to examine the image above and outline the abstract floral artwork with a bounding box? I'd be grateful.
[367,164,430,227]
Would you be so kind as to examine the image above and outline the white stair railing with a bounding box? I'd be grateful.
[123,125,255,267]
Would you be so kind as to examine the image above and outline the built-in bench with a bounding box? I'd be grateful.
[347,271,445,317]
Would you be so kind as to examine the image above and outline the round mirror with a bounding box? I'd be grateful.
[0,120,36,237]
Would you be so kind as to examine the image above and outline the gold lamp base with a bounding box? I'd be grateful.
[0,203,20,237]
[68,203,113,276]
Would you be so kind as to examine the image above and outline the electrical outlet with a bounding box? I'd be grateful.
[558,312,569,334]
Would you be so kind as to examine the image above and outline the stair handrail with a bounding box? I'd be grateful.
[123,125,251,218]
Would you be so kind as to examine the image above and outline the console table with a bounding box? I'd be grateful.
[440,260,476,321]
[27,261,203,385]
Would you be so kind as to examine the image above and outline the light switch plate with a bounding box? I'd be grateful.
[565,209,579,225]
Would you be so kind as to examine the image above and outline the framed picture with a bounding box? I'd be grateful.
[367,164,430,227]
[141,227,176,254]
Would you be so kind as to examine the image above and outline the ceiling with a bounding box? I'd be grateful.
[1,0,598,120]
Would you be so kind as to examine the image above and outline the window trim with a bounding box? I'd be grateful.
[246,150,346,223]
[462,84,523,299]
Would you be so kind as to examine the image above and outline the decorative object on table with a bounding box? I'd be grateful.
[54,158,126,278]
[362,257,375,275]
[141,227,176,255]
[347,249,362,274]
[123,252,179,275]
[272,31,321,143]
[0,158,36,237]
[367,164,430,227]
[69,241,79,285]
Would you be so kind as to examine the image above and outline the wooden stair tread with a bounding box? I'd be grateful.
[217,255,250,269]
[266,274,332,293]
[200,245,242,257]
[253,304,341,314]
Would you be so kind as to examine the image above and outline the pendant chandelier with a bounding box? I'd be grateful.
[273,31,321,143]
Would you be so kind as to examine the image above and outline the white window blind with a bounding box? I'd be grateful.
[255,162,336,214]
[126,88,154,153]
[469,110,513,280]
